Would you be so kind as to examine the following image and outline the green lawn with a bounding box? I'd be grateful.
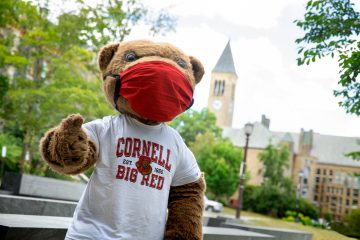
[222,207,356,240]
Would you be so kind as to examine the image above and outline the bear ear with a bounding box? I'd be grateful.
[189,56,205,84]
[98,43,120,71]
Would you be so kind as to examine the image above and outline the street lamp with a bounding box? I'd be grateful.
[236,122,254,219]
[296,170,304,223]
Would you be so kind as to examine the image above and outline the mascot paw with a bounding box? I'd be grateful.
[55,114,89,165]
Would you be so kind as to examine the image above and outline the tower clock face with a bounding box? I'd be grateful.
[212,100,222,110]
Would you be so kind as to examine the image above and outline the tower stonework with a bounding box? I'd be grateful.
[207,41,238,127]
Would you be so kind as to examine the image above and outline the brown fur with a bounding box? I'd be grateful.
[39,114,98,174]
[165,177,205,240]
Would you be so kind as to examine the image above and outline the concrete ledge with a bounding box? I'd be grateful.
[0,214,71,240]
[1,173,86,201]
[222,222,313,240]
[203,226,274,240]
[0,194,77,217]
[0,214,275,240]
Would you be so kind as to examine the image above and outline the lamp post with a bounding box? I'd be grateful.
[296,170,304,223]
[236,122,254,219]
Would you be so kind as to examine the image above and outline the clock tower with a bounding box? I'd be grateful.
[207,41,238,127]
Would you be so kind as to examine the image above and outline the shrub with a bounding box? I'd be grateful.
[299,198,319,220]
[283,210,316,227]
[348,209,360,237]
[331,209,360,238]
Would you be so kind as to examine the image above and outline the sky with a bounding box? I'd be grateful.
[126,0,360,137]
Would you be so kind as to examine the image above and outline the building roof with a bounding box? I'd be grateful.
[223,122,360,168]
[311,133,360,167]
[212,41,238,77]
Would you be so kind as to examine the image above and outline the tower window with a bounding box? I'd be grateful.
[214,80,225,96]
[214,80,218,95]
[221,80,225,95]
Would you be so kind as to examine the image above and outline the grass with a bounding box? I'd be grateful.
[222,207,356,240]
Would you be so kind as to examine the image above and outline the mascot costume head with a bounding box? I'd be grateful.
[99,40,204,123]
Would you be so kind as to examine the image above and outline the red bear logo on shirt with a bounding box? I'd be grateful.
[136,156,152,175]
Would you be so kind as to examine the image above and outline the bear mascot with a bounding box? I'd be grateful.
[40,40,205,240]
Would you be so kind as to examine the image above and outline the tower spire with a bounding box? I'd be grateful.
[212,40,237,77]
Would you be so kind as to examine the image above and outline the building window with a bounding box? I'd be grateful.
[353,199,358,207]
[348,177,352,188]
[346,199,350,206]
[323,169,327,175]
[317,168,321,175]
[347,188,351,197]
[330,170,333,175]
[341,174,346,185]
[316,177,320,183]
[314,195,318,201]
[353,189,359,198]
[354,177,359,189]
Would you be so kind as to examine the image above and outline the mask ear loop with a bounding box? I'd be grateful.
[112,74,121,111]
[186,99,194,110]
[103,73,121,111]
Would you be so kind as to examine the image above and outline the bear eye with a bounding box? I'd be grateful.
[177,59,187,68]
[125,52,137,61]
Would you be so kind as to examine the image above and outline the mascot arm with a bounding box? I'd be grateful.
[39,114,98,175]
[165,176,205,240]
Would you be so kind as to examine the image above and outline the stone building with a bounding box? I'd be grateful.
[208,41,360,222]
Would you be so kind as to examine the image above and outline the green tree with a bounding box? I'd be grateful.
[295,0,360,115]
[244,143,298,217]
[295,0,360,160]
[0,133,22,174]
[171,108,241,201]
[191,132,242,202]
[0,0,175,176]
[170,108,222,146]
[258,143,291,188]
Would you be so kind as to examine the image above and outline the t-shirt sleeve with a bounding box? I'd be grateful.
[82,119,102,155]
[171,143,201,187]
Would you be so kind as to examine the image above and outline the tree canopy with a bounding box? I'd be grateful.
[242,142,313,218]
[295,0,360,115]
[171,108,242,202]
[258,142,292,189]
[170,108,222,146]
[190,132,242,202]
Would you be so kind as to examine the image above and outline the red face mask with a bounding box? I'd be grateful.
[113,61,194,122]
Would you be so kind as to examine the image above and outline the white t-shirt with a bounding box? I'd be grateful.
[65,114,201,240]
